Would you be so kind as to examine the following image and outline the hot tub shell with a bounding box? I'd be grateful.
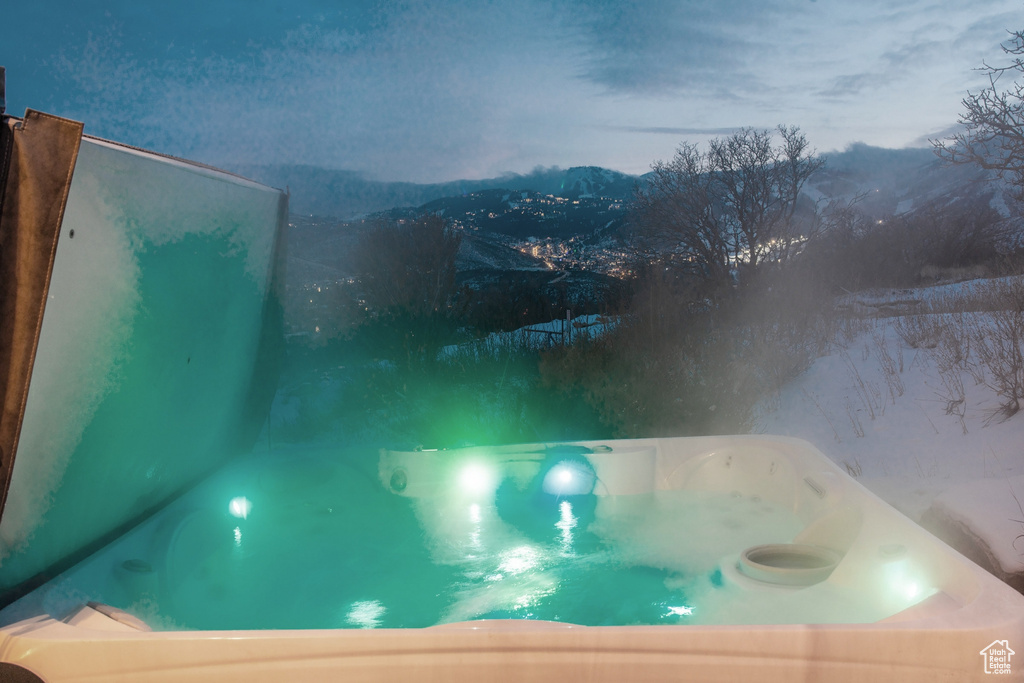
[1,435,1023,682]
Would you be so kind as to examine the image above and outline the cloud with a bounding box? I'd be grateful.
[879,37,947,71]
[605,125,747,136]
[956,12,1021,49]
[909,123,966,148]
[6,0,1022,181]
[813,8,1003,101]
[558,0,791,95]
[817,72,883,99]
[27,1,632,181]
[40,4,549,181]
[813,40,943,100]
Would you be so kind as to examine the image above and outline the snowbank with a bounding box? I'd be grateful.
[758,281,1024,589]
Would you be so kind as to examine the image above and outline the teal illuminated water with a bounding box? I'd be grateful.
[42,447,805,630]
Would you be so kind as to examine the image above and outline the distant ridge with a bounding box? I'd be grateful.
[230,163,640,219]
[235,144,1022,228]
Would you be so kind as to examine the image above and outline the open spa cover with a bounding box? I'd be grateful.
[0,94,288,605]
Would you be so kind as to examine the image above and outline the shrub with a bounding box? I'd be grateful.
[971,279,1024,418]
[538,262,834,437]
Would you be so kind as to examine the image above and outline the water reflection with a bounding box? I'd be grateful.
[556,501,577,554]
[346,600,386,629]
[468,503,482,552]
[498,545,540,576]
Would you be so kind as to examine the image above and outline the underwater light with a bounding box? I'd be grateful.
[228,496,252,519]
[458,463,497,497]
[541,460,596,496]
[882,556,933,606]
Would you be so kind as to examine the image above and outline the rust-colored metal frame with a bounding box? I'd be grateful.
[0,110,83,524]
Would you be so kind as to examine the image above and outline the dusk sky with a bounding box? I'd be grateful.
[1,1,1020,183]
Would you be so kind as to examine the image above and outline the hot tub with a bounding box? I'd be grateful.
[0,435,1021,682]
[1,104,1021,682]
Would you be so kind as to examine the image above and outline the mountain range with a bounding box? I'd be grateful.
[263,143,1023,280]
[236,143,1021,225]
[276,144,1024,341]
[233,164,640,220]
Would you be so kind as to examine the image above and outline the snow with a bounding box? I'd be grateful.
[838,275,1022,309]
[439,314,617,359]
[928,476,1024,574]
[756,282,1024,577]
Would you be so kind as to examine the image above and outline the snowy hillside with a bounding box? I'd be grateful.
[805,143,1024,225]
[554,166,638,199]
[756,277,1024,586]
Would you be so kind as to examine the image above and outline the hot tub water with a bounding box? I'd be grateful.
[33,445,815,631]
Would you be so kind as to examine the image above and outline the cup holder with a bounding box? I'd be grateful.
[738,543,841,587]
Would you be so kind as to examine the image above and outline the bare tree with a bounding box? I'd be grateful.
[351,213,462,363]
[633,126,823,285]
[354,213,461,317]
[635,141,733,284]
[935,29,1024,199]
[912,196,1008,270]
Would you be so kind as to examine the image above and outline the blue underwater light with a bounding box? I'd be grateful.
[541,459,597,497]
[495,446,599,543]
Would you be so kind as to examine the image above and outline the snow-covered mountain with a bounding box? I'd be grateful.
[233,164,638,219]
[241,144,1024,236]
[547,166,638,200]
[282,142,1024,297]
[805,143,1023,223]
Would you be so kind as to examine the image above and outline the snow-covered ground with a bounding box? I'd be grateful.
[440,314,617,359]
[756,280,1024,579]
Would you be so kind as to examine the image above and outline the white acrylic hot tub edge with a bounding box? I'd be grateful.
[0,595,1022,683]
[2,435,1023,682]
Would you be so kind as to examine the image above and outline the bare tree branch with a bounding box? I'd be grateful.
[935,29,1024,200]
[633,126,822,285]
